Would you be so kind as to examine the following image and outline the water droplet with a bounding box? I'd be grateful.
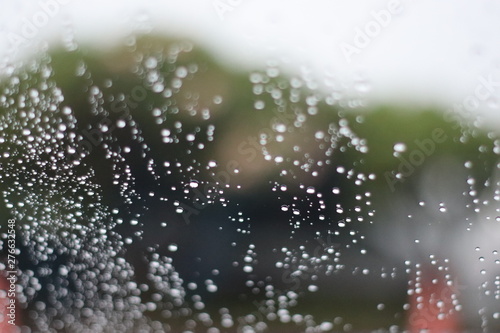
[393,143,406,153]
[254,100,265,110]
[315,131,325,140]
[308,285,318,292]
[275,123,287,133]
[320,322,333,331]
[116,119,126,128]
[175,66,188,78]
[145,57,158,69]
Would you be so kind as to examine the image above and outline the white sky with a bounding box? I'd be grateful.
[1,0,500,126]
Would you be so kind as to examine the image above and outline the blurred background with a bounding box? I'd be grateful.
[0,1,500,332]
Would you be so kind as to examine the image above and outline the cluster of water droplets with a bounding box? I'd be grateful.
[0,35,499,332]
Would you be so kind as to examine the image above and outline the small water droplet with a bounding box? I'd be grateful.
[393,143,406,153]
[308,285,318,292]
[275,123,286,133]
[116,119,126,128]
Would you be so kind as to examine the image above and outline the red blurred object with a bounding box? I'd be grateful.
[407,266,461,332]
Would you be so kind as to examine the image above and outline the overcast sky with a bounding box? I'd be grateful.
[1,0,500,125]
